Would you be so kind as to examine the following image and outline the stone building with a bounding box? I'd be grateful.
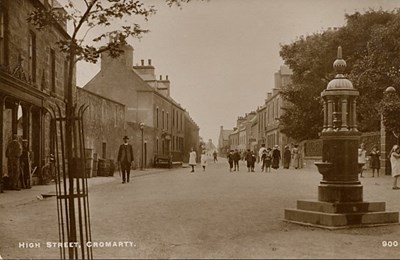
[228,112,257,153]
[0,0,72,184]
[83,45,198,167]
[218,126,233,157]
[183,111,200,163]
[257,65,293,150]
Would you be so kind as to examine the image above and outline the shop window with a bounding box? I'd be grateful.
[0,10,5,65]
[64,60,68,99]
[50,49,56,93]
[28,31,36,83]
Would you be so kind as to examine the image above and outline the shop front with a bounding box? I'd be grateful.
[1,66,54,190]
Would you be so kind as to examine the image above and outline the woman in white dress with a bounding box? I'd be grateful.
[390,145,400,189]
[189,148,197,173]
[358,143,367,177]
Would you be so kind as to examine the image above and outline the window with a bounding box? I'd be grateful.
[0,10,5,65]
[102,142,107,159]
[162,110,165,129]
[28,31,36,82]
[64,60,68,98]
[114,106,117,127]
[172,109,175,128]
[156,107,159,128]
[50,49,56,93]
[166,112,169,130]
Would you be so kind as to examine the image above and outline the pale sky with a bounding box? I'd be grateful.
[75,0,400,145]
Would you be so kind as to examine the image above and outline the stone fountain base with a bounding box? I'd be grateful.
[284,200,399,229]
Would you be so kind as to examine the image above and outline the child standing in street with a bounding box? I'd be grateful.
[369,145,380,177]
[201,151,208,172]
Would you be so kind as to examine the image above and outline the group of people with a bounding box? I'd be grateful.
[188,148,209,173]
[225,143,301,173]
[358,143,382,178]
[4,135,32,191]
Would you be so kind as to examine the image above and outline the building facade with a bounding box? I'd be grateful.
[83,45,199,167]
[257,66,293,150]
[218,126,233,157]
[1,0,72,185]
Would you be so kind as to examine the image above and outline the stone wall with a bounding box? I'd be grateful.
[76,88,126,163]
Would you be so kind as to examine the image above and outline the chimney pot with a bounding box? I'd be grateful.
[160,75,162,80]
[141,59,144,66]
[166,75,169,81]
[148,59,151,65]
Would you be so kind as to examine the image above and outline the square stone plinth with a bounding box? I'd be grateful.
[284,200,399,229]
[297,200,386,213]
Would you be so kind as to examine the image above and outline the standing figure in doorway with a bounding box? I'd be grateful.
[271,145,281,170]
[189,148,197,173]
[20,139,32,189]
[117,136,134,184]
[6,135,23,190]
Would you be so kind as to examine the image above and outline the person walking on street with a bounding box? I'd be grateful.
[117,136,134,184]
[213,151,218,163]
[390,145,400,189]
[369,145,381,177]
[258,144,267,164]
[272,145,281,170]
[189,148,197,173]
[201,151,208,172]
[291,144,300,169]
[358,143,367,177]
[245,149,256,172]
[6,135,23,190]
[262,148,272,172]
[283,145,291,169]
[233,149,241,171]
[227,150,234,172]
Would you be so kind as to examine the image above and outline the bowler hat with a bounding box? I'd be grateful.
[123,136,129,140]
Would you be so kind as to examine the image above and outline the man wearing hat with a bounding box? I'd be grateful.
[117,136,134,183]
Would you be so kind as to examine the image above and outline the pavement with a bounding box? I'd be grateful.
[1,159,400,259]
[0,167,171,207]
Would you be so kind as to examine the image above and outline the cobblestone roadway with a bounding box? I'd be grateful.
[1,159,400,259]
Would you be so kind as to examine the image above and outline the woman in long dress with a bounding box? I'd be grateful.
[189,148,197,173]
[271,145,281,170]
[291,144,300,169]
[390,145,400,189]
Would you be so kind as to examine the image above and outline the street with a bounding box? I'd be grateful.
[1,158,400,259]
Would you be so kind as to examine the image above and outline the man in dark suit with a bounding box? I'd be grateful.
[117,136,134,184]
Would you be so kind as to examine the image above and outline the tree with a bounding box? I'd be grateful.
[380,88,400,143]
[26,1,201,258]
[279,10,399,141]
